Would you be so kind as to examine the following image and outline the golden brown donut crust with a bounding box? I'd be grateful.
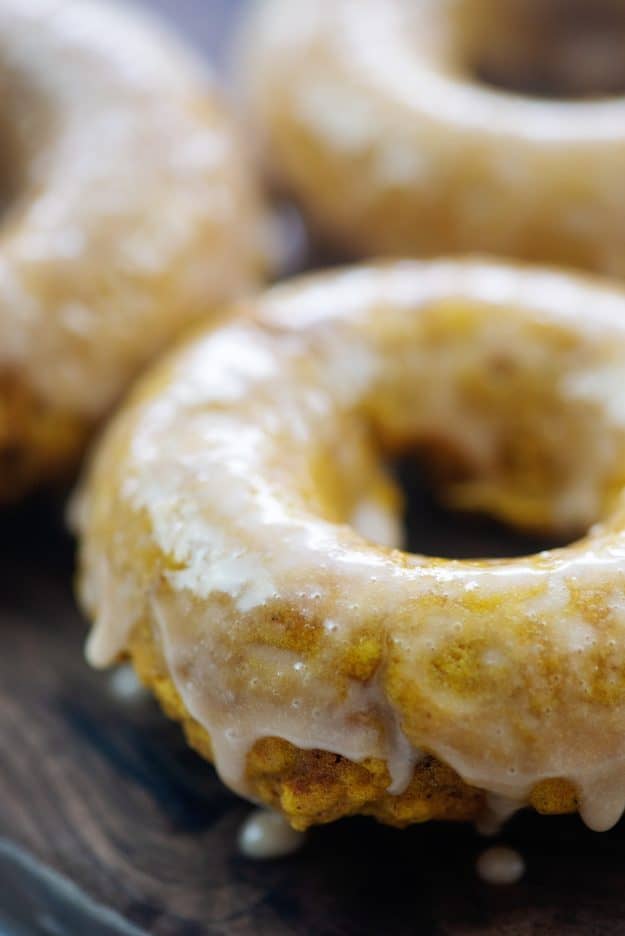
[126,615,576,830]
[0,374,83,501]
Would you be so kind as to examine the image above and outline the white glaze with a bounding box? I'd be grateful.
[78,261,625,830]
[475,794,524,837]
[351,499,405,549]
[476,846,525,886]
[151,590,422,799]
[108,664,148,705]
[238,809,306,860]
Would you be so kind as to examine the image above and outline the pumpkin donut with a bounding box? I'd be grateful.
[239,0,625,273]
[76,260,625,831]
[0,0,263,502]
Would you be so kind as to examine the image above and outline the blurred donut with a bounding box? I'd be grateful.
[240,0,625,272]
[0,0,263,501]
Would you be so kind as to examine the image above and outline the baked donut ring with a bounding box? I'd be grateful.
[76,260,625,831]
[0,0,262,502]
[240,0,625,272]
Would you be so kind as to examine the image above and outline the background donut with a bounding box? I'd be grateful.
[0,0,263,502]
[239,0,625,272]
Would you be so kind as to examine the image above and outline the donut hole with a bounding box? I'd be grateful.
[395,456,569,560]
[340,298,620,561]
[466,0,625,99]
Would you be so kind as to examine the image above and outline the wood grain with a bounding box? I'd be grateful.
[3,3,625,934]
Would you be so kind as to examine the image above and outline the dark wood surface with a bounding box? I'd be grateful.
[4,3,625,934]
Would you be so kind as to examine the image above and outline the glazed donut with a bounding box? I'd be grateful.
[240,0,625,273]
[0,0,262,502]
[75,259,625,832]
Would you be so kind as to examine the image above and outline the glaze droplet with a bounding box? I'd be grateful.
[108,664,148,704]
[238,809,306,860]
[476,846,525,885]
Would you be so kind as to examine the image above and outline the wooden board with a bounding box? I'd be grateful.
[4,3,625,934]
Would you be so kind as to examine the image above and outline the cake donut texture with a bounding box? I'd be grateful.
[76,261,625,831]
[240,0,625,273]
[0,0,262,502]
